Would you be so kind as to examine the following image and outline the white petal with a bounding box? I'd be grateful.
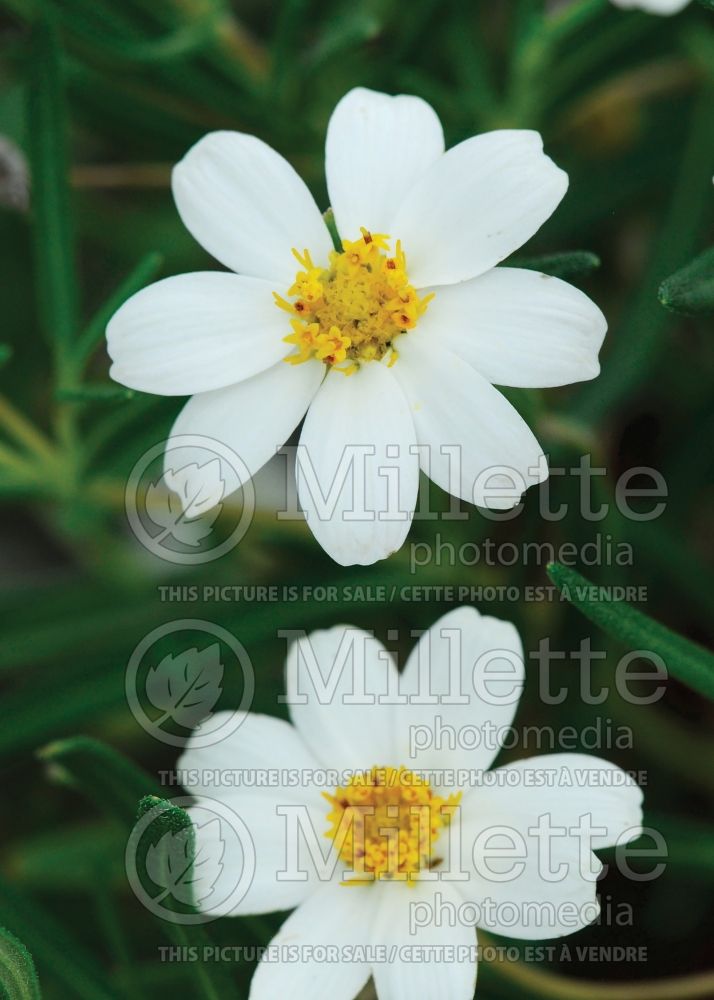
[177,712,323,805]
[396,608,524,779]
[325,87,445,241]
[420,267,607,388]
[189,791,325,916]
[611,0,689,12]
[458,801,602,939]
[172,131,332,285]
[108,273,288,395]
[249,883,373,1000]
[296,363,419,566]
[472,755,644,850]
[393,130,568,287]
[372,881,477,1000]
[165,359,323,508]
[393,335,547,509]
[286,626,399,771]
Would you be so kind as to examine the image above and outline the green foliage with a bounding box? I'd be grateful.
[38,737,155,825]
[659,245,714,316]
[0,878,118,1000]
[508,250,601,281]
[548,562,714,700]
[37,740,238,997]
[128,796,240,998]
[0,927,41,1000]
[25,2,78,382]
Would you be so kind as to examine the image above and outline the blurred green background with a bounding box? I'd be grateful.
[0,0,713,997]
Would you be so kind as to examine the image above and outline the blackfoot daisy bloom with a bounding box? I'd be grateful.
[108,88,606,566]
[178,607,643,999]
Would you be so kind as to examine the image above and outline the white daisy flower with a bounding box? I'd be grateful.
[108,88,606,566]
[610,0,690,12]
[178,607,643,999]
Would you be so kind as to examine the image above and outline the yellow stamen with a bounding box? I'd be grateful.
[323,765,461,886]
[277,230,433,375]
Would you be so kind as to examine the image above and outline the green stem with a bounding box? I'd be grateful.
[0,395,57,461]
[27,0,80,388]
[0,443,38,479]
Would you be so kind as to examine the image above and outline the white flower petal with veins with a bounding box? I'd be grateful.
[286,626,399,770]
[296,362,419,566]
[373,881,478,999]
[418,267,607,388]
[326,87,445,240]
[393,334,547,509]
[392,130,568,287]
[395,606,524,778]
[107,273,289,395]
[172,131,332,285]
[165,359,323,506]
[249,883,374,999]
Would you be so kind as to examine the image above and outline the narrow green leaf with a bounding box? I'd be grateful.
[0,926,41,1000]
[0,878,118,1000]
[55,384,140,403]
[0,345,12,368]
[659,246,714,316]
[74,251,163,368]
[547,562,714,700]
[26,2,79,383]
[508,250,601,281]
[38,737,155,826]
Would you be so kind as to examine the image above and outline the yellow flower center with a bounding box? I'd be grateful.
[274,229,433,375]
[323,765,461,885]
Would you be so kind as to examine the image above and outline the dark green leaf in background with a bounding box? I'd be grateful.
[548,562,714,701]
[659,245,714,316]
[0,926,41,1000]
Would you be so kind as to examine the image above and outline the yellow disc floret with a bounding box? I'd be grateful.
[323,765,461,885]
[275,229,433,375]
